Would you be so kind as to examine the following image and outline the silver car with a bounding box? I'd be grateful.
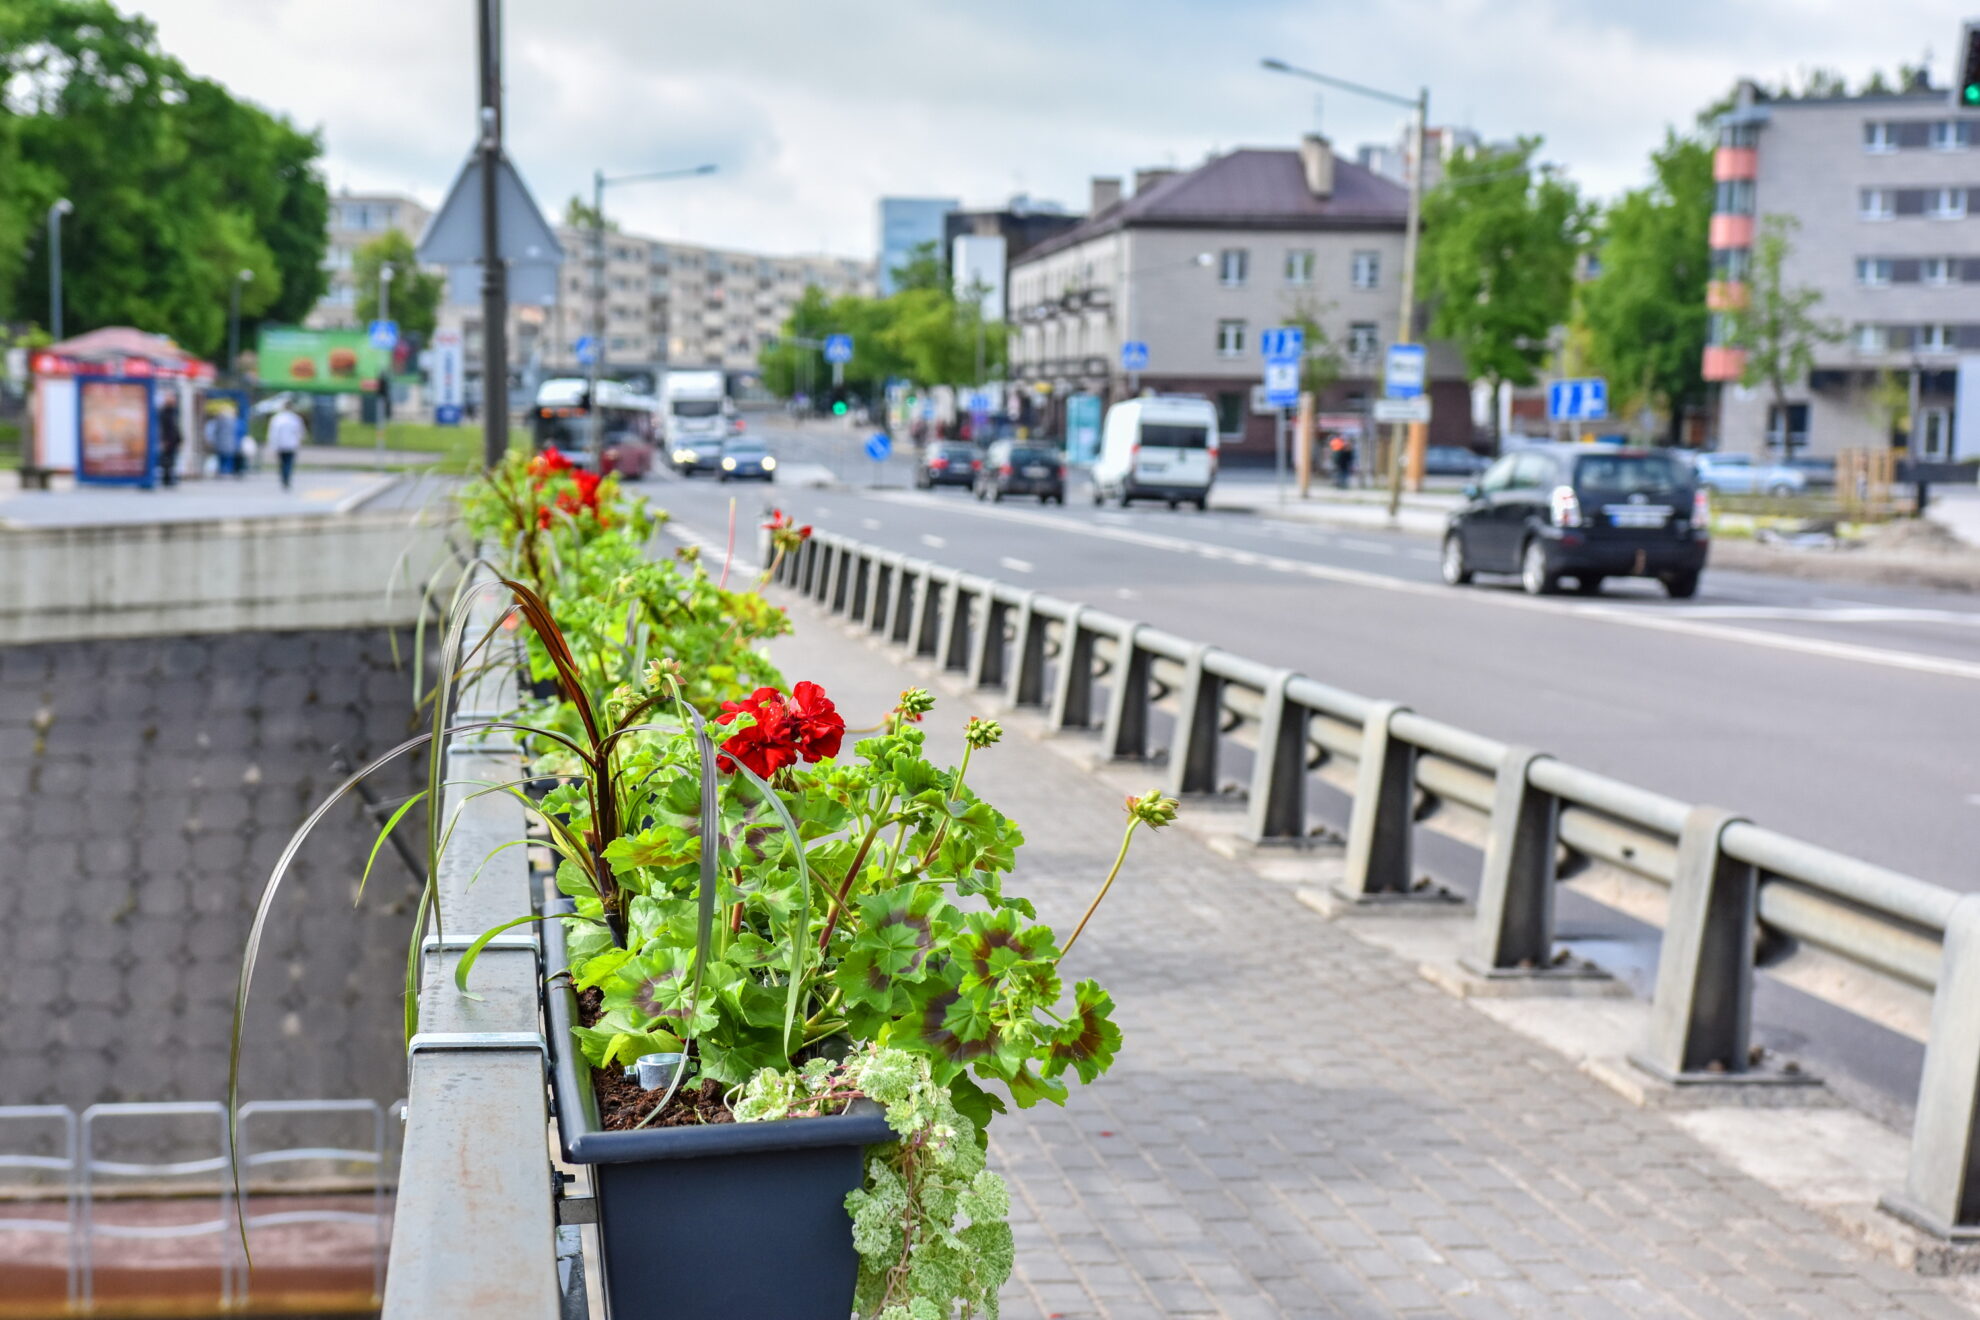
[1689,452,1807,497]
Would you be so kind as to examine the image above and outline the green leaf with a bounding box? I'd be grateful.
[1042,979,1122,1085]
[603,828,700,871]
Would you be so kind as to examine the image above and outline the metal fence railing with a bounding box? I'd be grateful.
[773,527,1980,1243]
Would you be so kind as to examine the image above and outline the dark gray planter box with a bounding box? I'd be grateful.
[542,912,894,1319]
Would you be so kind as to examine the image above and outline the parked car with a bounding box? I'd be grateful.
[1441,444,1710,598]
[1422,445,1489,478]
[975,441,1066,503]
[1783,456,1836,488]
[717,439,776,482]
[916,440,980,489]
[1688,452,1807,497]
[1091,395,1217,509]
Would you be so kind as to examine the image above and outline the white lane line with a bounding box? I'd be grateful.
[999,556,1035,574]
[866,491,1980,682]
[1337,537,1397,556]
[920,534,947,549]
[861,517,882,531]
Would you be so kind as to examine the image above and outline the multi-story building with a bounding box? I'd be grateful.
[308,190,432,329]
[878,197,960,294]
[1355,124,1480,192]
[1007,136,1469,460]
[1704,79,1980,460]
[942,197,1084,322]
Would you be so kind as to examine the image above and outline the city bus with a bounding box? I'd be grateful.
[531,377,660,477]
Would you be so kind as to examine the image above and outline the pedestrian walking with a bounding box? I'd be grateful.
[205,404,241,476]
[268,397,306,490]
[1330,435,1356,489]
[156,398,182,488]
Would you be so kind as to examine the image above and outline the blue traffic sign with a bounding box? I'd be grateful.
[1259,325,1305,362]
[1384,343,1426,399]
[1263,360,1301,408]
[1547,377,1609,422]
[574,335,599,367]
[368,320,399,352]
[865,431,892,462]
[1120,340,1150,373]
[435,404,463,427]
[824,333,854,365]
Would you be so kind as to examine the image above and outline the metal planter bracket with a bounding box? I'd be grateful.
[406,1031,547,1060]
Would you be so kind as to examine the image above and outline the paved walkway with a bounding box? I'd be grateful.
[0,467,396,527]
[767,594,1978,1319]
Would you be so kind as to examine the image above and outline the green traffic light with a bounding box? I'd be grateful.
[1966,84,1980,104]
[833,401,848,416]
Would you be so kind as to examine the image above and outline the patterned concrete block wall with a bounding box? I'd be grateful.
[0,628,424,1113]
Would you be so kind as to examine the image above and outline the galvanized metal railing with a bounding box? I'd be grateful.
[774,527,1980,1242]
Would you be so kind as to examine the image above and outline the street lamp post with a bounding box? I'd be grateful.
[375,264,395,458]
[1261,58,1427,520]
[47,199,73,342]
[226,268,254,386]
[587,162,716,460]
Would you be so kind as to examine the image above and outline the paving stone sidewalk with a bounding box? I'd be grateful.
[766,601,1978,1320]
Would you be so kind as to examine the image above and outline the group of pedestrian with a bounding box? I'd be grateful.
[151,396,307,491]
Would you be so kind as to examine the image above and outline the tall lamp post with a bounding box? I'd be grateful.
[586,162,717,459]
[47,199,73,342]
[375,264,395,458]
[1261,58,1426,520]
[226,268,254,385]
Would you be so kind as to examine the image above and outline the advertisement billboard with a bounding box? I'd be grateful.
[256,326,389,394]
[76,378,156,485]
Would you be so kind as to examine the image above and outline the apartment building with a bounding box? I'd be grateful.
[1007,137,1469,460]
[1704,80,1980,459]
[307,191,432,329]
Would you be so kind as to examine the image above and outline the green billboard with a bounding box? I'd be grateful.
[256,326,389,393]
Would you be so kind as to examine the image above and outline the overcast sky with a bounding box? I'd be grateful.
[136,0,1961,260]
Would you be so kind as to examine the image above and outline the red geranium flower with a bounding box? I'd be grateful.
[714,682,843,776]
[528,449,573,480]
[788,680,844,760]
[762,509,813,552]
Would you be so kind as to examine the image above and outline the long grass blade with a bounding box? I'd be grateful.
[453,912,602,991]
[356,791,427,906]
[729,761,813,1055]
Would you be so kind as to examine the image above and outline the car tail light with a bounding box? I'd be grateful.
[930,457,948,470]
[1693,487,1711,538]
[972,459,982,470]
[1056,466,1067,479]
[999,464,1013,477]
[1549,485,1582,528]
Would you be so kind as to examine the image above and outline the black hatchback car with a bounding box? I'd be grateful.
[975,440,1066,503]
[916,440,980,489]
[1441,445,1709,597]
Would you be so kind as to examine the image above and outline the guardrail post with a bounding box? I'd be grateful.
[1099,624,1153,761]
[970,591,1014,690]
[847,549,871,620]
[1005,593,1048,708]
[1340,701,1415,895]
[1466,748,1559,972]
[940,578,974,672]
[890,562,919,647]
[1049,606,1097,730]
[798,536,819,595]
[1635,807,1760,1079]
[910,569,943,658]
[830,545,853,614]
[809,540,833,603]
[1167,644,1223,798]
[1883,893,1980,1241]
[1246,670,1308,843]
[868,555,897,635]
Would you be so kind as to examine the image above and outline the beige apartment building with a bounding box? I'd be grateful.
[307,190,432,329]
[1008,136,1468,460]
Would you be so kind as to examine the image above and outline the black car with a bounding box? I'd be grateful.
[975,440,1066,503]
[1441,445,1709,598]
[916,440,980,489]
[1422,444,1489,478]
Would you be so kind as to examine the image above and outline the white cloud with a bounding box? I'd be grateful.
[132,0,1966,257]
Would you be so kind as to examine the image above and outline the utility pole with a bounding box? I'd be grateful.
[588,167,606,462]
[375,264,394,460]
[1385,87,1428,521]
[47,199,73,342]
[477,0,508,471]
[226,268,254,386]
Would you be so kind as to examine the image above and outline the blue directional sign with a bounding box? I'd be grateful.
[865,431,893,462]
[1384,343,1426,400]
[574,335,599,367]
[368,320,399,352]
[823,333,854,365]
[435,404,464,426]
[1120,340,1150,372]
[1260,325,1306,362]
[1547,377,1609,422]
[1263,360,1301,408]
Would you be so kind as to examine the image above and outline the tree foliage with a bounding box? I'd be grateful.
[0,0,327,355]
[1579,130,1713,440]
[354,231,445,343]
[1418,137,1584,421]
[1725,214,1841,424]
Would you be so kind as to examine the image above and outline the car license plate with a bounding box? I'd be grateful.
[1024,465,1050,477]
[1604,504,1671,529]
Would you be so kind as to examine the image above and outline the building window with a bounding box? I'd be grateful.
[1216,319,1247,357]
[1924,257,1955,286]
[1714,179,1755,214]
[1930,188,1969,220]
[1347,322,1378,359]
[1213,391,1245,436]
[1852,324,1887,354]
[1920,324,1953,352]
[1710,248,1751,281]
[1351,250,1380,289]
[1932,120,1974,151]
[1720,122,1759,149]
[1285,249,1315,285]
[1856,258,1893,287]
[1765,403,1810,454]
[1860,188,1895,220]
[1218,249,1249,288]
[1864,122,1896,153]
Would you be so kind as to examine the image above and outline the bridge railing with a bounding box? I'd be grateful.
[775,527,1980,1242]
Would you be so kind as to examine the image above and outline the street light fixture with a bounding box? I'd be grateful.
[1261,56,1427,519]
[227,268,254,385]
[585,162,718,458]
[47,199,73,342]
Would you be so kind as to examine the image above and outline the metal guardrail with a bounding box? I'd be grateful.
[774,527,1980,1242]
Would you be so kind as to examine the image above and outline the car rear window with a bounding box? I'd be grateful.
[1573,453,1685,497]
[1141,423,1211,449]
[1011,448,1060,464]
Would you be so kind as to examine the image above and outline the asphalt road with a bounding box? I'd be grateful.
[655,417,1980,892]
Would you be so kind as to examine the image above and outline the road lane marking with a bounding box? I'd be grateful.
[920,534,946,549]
[1337,537,1397,556]
[861,517,882,531]
[865,492,1980,682]
[999,556,1035,574]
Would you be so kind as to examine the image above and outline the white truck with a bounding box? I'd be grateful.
[663,369,729,475]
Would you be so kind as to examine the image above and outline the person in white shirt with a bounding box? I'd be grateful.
[267,399,307,490]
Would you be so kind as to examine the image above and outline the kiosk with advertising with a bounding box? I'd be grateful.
[26,327,216,481]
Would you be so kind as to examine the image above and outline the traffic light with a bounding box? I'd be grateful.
[1958,21,1980,108]
[832,399,849,417]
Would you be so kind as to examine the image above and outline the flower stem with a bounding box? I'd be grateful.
[1060,819,1140,959]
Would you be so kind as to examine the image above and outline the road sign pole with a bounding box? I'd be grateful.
[1275,407,1288,505]
[476,0,508,471]
[375,271,392,463]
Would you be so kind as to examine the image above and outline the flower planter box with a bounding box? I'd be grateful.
[542,912,896,1319]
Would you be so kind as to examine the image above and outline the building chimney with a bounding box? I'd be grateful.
[1134,167,1177,197]
[1089,176,1122,214]
[1299,134,1334,198]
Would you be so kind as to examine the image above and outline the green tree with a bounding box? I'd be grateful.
[1281,293,1344,398]
[1418,137,1584,443]
[889,240,945,294]
[563,195,615,231]
[1725,214,1841,453]
[1579,130,1713,442]
[353,231,445,342]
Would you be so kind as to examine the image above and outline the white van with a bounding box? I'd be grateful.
[1091,395,1218,509]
